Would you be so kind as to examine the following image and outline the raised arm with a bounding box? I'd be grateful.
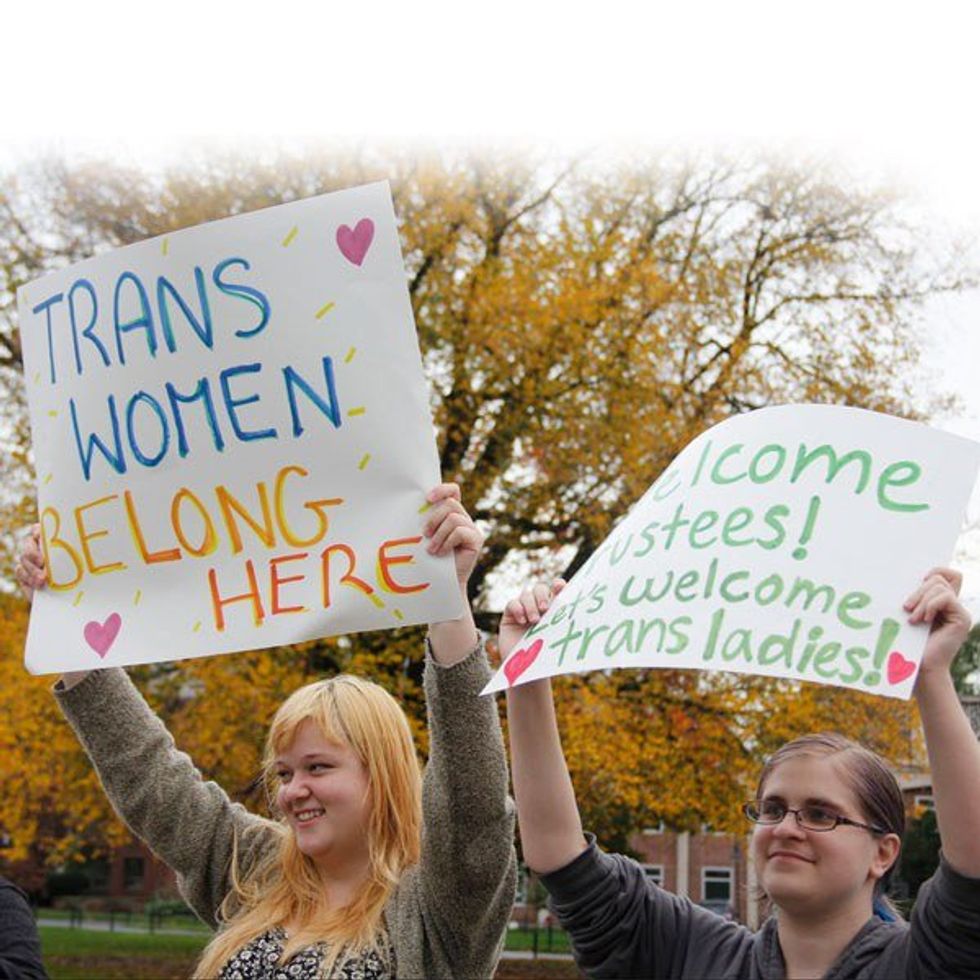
[54,669,271,924]
[908,568,980,877]
[501,582,588,874]
[16,525,273,925]
[408,484,517,977]
[422,482,482,663]
[501,583,751,979]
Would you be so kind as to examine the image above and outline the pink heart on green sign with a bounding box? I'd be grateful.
[504,639,544,687]
[886,651,916,685]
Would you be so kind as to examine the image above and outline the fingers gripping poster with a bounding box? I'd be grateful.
[18,182,461,674]
[484,406,980,700]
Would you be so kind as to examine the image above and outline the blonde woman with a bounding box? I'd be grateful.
[17,484,515,979]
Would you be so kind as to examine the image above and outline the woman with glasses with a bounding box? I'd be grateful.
[503,569,980,978]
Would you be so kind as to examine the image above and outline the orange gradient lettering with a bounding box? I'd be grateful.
[39,506,84,591]
[377,536,429,594]
[274,465,342,547]
[73,495,127,576]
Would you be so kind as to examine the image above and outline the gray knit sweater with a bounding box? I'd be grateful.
[55,645,516,979]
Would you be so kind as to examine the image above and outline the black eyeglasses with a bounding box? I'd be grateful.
[742,799,888,835]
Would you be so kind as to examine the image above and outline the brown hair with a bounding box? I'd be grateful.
[756,733,905,907]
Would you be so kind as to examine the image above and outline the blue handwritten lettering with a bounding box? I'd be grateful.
[284,356,341,436]
[213,258,271,338]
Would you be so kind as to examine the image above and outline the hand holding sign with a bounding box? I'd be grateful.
[906,568,972,686]
[16,525,45,602]
[422,482,485,589]
[499,581,564,685]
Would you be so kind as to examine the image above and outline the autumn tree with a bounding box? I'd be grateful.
[0,151,967,866]
[0,592,130,889]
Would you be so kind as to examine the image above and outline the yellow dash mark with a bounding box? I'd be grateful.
[344,346,356,363]
[161,238,169,256]
[347,406,366,418]
[72,591,84,607]
[392,608,405,622]
[368,593,385,609]
[43,474,53,485]
[418,501,432,514]
[282,226,299,247]
[315,301,336,320]
[192,621,202,633]
[47,410,58,417]
[358,453,371,471]
[134,590,142,606]
[33,371,41,384]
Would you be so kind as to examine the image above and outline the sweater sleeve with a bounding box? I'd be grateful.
[54,668,276,927]
[542,837,752,979]
[415,638,517,977]
[0,878,46,980]
[907,854,980,978]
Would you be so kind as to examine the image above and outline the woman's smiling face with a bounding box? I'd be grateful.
[274,719,372,870]
[752,754,898,918]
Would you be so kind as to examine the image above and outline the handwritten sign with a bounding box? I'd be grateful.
[18,182,461,674]
[484,406,980,699]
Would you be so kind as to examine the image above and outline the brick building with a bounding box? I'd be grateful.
[77,842,176,906]
[630,825,754,923]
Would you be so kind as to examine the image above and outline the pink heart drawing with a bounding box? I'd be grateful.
[886,651,916,685]
[84,613,122,659]
[336,218,375,266]
[504,638,544,687]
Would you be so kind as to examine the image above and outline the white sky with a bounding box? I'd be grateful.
[4,0,980,601]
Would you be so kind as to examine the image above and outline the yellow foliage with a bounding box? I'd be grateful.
[0,594,130,871]
[0,152,966,866]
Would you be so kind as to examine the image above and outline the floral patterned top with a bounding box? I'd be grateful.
[219,927,392,979]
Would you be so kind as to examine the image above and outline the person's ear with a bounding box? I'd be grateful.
[870,833,901,881]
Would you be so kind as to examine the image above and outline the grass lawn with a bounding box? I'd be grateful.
[504,927,573,953]
[40,925,581,978]
[40,927,206,979]
[497,960,583,978]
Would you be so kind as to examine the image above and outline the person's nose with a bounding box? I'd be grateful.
[281,774,313,807]
[771,808,806,838]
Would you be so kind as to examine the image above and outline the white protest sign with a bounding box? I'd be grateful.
[484,406,980,699]
[18,181,461,675]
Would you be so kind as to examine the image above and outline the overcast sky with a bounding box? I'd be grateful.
[4,0,980,598]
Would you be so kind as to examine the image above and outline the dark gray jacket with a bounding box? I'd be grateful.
[542,839,980,979]
[0,876,46,979]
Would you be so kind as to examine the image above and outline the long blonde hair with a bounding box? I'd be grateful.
[194,675,423,978]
